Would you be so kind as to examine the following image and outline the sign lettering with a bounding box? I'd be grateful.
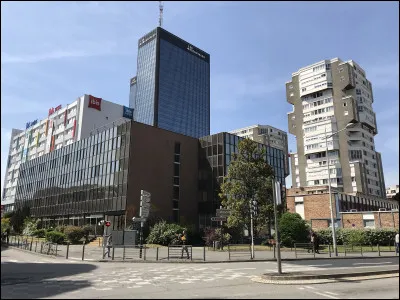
[123,106,134,120]
[48,104,62,116]
[187,44,206,59]
[139,32,156,47]
[88,95,102,111]
[130,77,137,86]
[26,119,38,129]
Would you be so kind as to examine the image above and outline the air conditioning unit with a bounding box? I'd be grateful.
[349,209,358,212]
[378,208,387,211]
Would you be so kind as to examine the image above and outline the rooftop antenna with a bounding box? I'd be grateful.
[159,1,163,27]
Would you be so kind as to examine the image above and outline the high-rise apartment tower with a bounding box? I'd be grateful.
[287,58,385,198]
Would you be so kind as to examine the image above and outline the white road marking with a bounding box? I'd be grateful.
[312,291,339,299]
[353,262,392,265]
[325,291,340,296]
[307,264,332,267]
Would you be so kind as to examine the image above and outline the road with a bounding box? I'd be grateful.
[1,247,398,299]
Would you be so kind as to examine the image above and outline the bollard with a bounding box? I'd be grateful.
[144,245,147,261]
[35,241,38,252]
[344,247,347,257]
[112,246,115,260]
[228,244,231,260]
[98,238,101,247]
[30,238,33,251]
[191,246,193,261]
[203,246,206,261]
[17,237,20,248]
[40,242,44,254]
[378,244,380,257]
[82,241,85,261]
[328,244,331,258]
[360,246,363,257]
[55,244,58,256]
[66,243,70,259]
[123,246,126,260]
[274,244,276,259]
[156,247,159,261]
[168,246,170,260]
[294,244,297,259]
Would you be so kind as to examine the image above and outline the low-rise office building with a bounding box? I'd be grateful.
[386,185,399,199]
[14,122,288,231]
[286,186,398,230]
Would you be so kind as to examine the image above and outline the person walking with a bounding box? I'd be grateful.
[313,232,320,254]
[395,232,399,255]
[104,234,113,258]
[181,230,190,259]
[308,231,314,253]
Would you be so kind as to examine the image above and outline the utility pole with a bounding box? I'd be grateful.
[272,179,282,274]
[159,1,164,27]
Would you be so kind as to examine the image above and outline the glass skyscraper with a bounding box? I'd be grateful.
[130,27,210,138]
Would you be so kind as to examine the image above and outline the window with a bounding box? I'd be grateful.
[174,142,181,154]
[363,220,375,228]
[343,102,347,107]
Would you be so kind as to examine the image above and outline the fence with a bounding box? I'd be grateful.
[2,235,398,261]
[167,245,193,260]
[228,244,252,260]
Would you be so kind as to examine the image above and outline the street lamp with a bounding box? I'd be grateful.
[322,121,356,256]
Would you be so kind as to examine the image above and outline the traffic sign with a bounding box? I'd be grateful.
[211,217,227,222]
[216,209,231,217]
[132,217,146,222]
[105,221,111,227]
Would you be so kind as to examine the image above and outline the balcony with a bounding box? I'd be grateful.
[54,136,64,145]
[68,109,77,119]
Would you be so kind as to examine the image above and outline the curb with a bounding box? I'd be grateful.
[3,244,399,264]
[261,268,399,281]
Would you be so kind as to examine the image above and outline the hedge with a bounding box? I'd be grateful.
[45,231,66,244]
[33,229,46,238]
[64,226,84,243]
[316,228,398,246]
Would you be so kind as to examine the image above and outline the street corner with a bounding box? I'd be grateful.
[251,269,400,285]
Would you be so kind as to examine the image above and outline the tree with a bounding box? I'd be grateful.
[219,138,275,238]
[392,193,399,202]
[278,212,309,247]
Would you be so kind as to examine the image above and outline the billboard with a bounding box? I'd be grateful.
[88,95,102,111]
[123,106,134,120]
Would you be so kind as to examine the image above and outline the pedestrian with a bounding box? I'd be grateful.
[308,231,314,253]
[395,232,399,255]
[313,232,320,254]
[6,228,10,244]
[181,230,190,259]
[104,234,112,258]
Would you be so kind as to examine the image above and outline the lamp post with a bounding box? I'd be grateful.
[322,122,355,257]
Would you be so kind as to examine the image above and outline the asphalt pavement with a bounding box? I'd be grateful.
[1,247,399,299]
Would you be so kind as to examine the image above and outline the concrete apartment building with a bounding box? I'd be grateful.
[228,125,290,177]
[2,94,133,213]
[286,58,386,198]
[386,185,399,199]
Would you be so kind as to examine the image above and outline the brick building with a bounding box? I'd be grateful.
[286,186,399,229]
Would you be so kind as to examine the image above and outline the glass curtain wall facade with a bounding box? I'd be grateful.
[198,132,286,229]
[129,76,137,111]
[134,29,157,126]
[131,27,210,138]
[15,121,131,227]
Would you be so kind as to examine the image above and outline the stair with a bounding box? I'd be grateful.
[87,237,103,247]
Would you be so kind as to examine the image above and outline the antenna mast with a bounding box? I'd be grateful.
[159,1,164,27]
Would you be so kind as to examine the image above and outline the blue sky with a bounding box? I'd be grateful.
[1,1,399,193]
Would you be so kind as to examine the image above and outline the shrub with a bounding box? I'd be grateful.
[45,231,66,244]
[55,225,66,233]
[64,226,84,244]
[22,218,40,236]
[202,227,231,247]
[82,225,94,242]
[278,212,309,247]
[146,221,186,246]
[33,229,46,238]
[1,218,11,233]
[316,228,398,246]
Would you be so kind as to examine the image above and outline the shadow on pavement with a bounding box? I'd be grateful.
[1,254,97,299]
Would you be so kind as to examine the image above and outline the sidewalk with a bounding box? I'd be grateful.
[5,238,399,262]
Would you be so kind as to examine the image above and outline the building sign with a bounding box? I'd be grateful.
[48,105,62,116]
[139,30,156,47]
[186,44,206,59]
[88,95,102,111]
[26,119,38,129]
[130,77,137,86]
[122,106,134,120]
